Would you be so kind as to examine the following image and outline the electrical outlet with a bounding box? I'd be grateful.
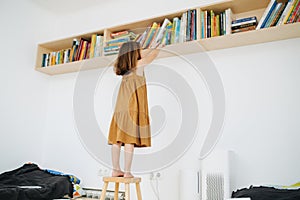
[149,172,162,180]
[98,168,110,177]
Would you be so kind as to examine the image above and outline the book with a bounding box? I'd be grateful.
[204,10,208,38]
[180,12,187,42]
[152,18,171,47]
[186,9,191,41]
[110,30,129,38]
[171,18,178,44]
[231,16,257,26]
[89,34,97,59]
[287,0,300,23]
[220,12,224,35]
[210,10,215,37]
[104,45,120,52]
[200,10,205,38]
[270,2,287,26]
[216,14,220,36]
[231,22,257,30]
[264,2,283,28]
[138,26,151,47]
[106,37,130,46]
[257,0,276,29]
[161,22,172,45]
[193,9,197,40]
[232,25,256,33]
[94,35,103,57]
[277,0,295,25]
[148,24,160,48]
[261,0,278,29]
[175,17,181,43]
[207,10,211,37]
[225,8,234,35]
[143,22,159,48]
[79,40,87,60]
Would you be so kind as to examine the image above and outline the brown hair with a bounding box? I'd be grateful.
[114,41,141,75]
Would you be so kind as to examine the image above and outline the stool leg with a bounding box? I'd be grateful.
[136,182,142,200]
[125,183,130,200]
[114,182,119,200]
[100,181,108,200]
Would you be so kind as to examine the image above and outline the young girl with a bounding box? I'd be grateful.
[108,41,160,178]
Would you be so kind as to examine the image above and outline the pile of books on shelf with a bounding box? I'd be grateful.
[231,16,258,34]
[41,34,103,67]
[103,31,137,56]
[200,8,234,38]
[257,0,300,29]
[136,8,197,49]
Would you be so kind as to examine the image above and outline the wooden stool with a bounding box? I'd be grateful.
[100,177,142,200]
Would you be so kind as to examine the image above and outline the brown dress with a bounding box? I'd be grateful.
[108,69,151,147]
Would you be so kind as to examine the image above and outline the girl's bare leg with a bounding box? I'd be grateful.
[124,143,134,178]
[111,142,124,177]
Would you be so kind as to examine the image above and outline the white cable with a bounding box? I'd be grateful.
[150,177,160,200]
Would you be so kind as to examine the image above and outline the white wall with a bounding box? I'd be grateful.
[1,0,300,200]
[0,0,50,172]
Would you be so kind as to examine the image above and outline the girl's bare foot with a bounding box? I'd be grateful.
[124,172,134,178]
[112,169,124,177]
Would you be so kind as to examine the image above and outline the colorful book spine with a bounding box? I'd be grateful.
[287,0,300,23]
[175,18,181,43]
[270,2,287,26]
[257,0,276,29]
[207,10,211,37]
[261,0,278,28]
[264,3,283,28]
[210,10,215,37]
[89,34,97,59]
[186,9,191,41]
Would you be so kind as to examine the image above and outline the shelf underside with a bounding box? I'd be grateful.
[35,23,300,75]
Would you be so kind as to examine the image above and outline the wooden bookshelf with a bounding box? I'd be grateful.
[35,0,300,75]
